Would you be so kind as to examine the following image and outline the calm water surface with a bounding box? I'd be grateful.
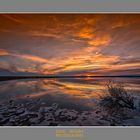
[0,77,139,112]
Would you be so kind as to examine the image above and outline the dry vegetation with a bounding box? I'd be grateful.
[100,81,135,110]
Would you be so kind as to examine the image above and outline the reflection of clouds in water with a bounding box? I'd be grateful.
[0,78,139,111]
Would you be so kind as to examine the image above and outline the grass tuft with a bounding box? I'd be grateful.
[100,81,135,110]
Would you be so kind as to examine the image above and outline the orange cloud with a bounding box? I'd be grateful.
[0,49,9,56]
[14,54,48,63]
[47,53,119,75]
[2,15,23,23]
[27,30,61,39]
[79,27,95,39]
[88,35,111,46]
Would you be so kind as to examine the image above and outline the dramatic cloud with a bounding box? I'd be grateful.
[0,14,140,76]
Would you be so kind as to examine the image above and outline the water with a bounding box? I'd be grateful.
[0,77,140,110]
[0,77,140,126]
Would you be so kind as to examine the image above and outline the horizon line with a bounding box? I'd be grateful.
[0,75,139,81]
[0,75,140,78]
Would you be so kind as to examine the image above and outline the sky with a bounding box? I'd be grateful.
[0,14,140,76]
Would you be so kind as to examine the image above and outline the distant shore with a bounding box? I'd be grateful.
[0,75,140,81]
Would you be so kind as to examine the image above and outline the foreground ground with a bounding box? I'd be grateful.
[0,97,140,126]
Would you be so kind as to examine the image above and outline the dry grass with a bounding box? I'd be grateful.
[100,81,135,110]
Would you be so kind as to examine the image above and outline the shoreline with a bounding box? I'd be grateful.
[0,75,140,81]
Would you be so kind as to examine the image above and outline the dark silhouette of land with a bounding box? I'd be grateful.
[0,75,139,81]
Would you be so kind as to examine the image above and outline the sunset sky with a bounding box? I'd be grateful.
[0,14,140,76]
